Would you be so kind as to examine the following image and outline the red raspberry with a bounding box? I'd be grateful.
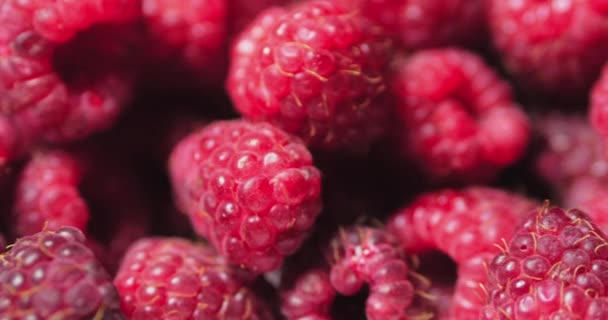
[388,187,538,318]
[168,120,322,273]
[332,0,484,50]
[564,177,608,233]
[281,268,335,320]
[535,113,608,191]
[480,205,608,319]
[0,226,124,319]
[226,1,394,151]
[391,48,530,182]
[591,63,608,139]
[114,237,270,319]
[487,0,608,97]
[0,0,141,163]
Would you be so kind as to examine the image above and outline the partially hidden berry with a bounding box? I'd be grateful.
[591,63,608,139]
[487,0,608,98]
[390,48,530,183]
[114,237,271,319]
[332,0,484,50]
[281,268,335,320]
[388,187,538,318]
[481,205,608,319]
[168,120,322,273]
[0,226,124,319]
[227,0,394,151]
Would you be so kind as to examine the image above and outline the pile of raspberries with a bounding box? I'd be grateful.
[5,0,608,319]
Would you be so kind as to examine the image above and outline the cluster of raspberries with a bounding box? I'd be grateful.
[3,0,608,319]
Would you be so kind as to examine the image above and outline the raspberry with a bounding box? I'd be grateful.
[114,237,270,319]
[487,0,608,98]
[535,113,608,191]
[226,1,394,151]
[481,205,608,319]
[0,226,124,319]
[390,48,530,182]
[281,268,335,320]
[332,0,484,50]
[563,177,608,233]
[388,187,537,318]
[168,120,322,273]
[0,0,141,163]
[591,63,608,139]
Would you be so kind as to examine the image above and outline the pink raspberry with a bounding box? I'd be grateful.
[391,48,530,182]
[114,237,270,319]
[0,226,124,319]
[281,268,335,320]
[226,1,394,151]
[169,120,322,273]
[388,187,538,318]
[591,63,608,139]
[332,0,484,50]
[487,0,608,98]
[0,0,142,163]
[563,177,608,233]
[481,205,608,319]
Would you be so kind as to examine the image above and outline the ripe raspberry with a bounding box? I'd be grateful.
[168,120,322,273]
[0,226,124,319]
[227,1,394,151]
[563,177,608,233]
[388,187,537,317]
[391,48,530,182]
[487,0,608,97]
[281,268,335,320]
[332,0,484,50]
[0,0,141,163]
[481,205,608,319]
[535,113,608,191]
[114,237,270,319]
[591,63,608,139]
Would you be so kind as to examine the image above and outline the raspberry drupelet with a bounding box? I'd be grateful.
[332,0,484,50]
[481,205,608,319]
[487,0,608,98]
[114,238,271,319]
[388,187,538,318]
[0,226,124,319]
[226,0,394,151]
[169,120,322,273]
[391,48,530,182]
[0,0,141,163]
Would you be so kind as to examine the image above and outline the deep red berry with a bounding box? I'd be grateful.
[326,226,434,320]
[169,120,322,273]
[391,48,530,182]
[388,187,537,318]
[114,237,270,319]
[591,63,608,139]
[0,226,124,319]
[487,0,608,97]
[227,0,394,151]
[481,206,608,319]
[332,0,484,50]
[281,268,335,320]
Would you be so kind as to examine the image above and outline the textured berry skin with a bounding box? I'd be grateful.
[487,0,608,97]
[281,268,335,320]
[0,0,140,163]
[169,120,322,273]
[481,206,608,319]
[388,187,537,318]
[0,226,124,319]
[114,237,270,320]
[332,0,484,50]
[326,226,434,320]
[227,1,394,151]
[391,48,530,182]
[591,63,608,139]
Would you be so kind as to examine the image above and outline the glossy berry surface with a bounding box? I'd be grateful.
[169,120,322,273]
[487,0,608,97]
[0,226,124,319]
[114,237,269,319]
[481,206,608,319]
[227,0,394,151]
[333,0,484,50]
[391,48,530,182]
